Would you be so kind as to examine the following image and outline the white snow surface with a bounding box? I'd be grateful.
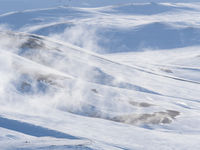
[0,1,200,150]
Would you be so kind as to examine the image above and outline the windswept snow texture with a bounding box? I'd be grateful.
[0,1,200,150]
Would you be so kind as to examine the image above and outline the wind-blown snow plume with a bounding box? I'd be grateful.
[0,1,200,150]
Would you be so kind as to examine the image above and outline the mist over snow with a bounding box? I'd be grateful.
[0,0,200,150]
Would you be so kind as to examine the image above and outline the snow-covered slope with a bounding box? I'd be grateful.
[0,1,200,150]
[1,0,200,14]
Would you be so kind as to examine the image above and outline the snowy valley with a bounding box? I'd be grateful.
[0,1,200,150]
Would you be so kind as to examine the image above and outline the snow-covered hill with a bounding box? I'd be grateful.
[0,1,200,150]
